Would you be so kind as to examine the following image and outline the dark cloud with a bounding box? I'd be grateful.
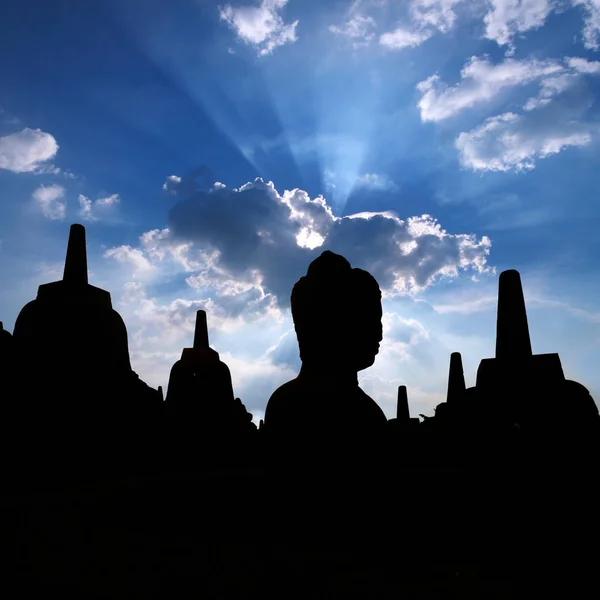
[165,178,492,309]
[163,165,216,196]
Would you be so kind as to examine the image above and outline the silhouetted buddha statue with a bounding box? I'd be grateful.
[264,250,387,450]
[11,224,161,426]
[165,309,255,436]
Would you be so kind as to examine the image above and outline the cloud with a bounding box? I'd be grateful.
[266,329,300,370]
[140,227,200,271]
[78,193,120,222]
[380,27,431,48]
[481,1,600,53]
[162,175,182,195]
[410,0,463,33]
[574,0,600,50]
[328,0,381,47]
[104,245,155,277]
[219,351,295,413]
[104,177,492,347]
[456,110,595,172]
[418,53,600,170]
[218,0,298,56]
[383,312,430,347]
[162,178,492,305]
[567,56,600,74]
[379,0,464,50]
[483,0,555,48]
[417,56,564,122]
[355,173,398,191]
[0,128,58,174]
[162,167,217,197]
[522,72,581,110]
[32,184,66,220]
[454,57,600,171]
[432,295,497,314]
[331,1,600,55]
[330,14,376,47]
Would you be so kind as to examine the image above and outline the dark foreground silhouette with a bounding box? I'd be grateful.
[3,224,599,598]
[264,251,387,463]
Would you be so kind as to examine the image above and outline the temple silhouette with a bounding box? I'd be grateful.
[3,224,599,598]
[166,308,255,432]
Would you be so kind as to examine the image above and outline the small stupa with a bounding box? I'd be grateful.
[166,309,254,431]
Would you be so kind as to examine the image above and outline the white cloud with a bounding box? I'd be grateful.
[483,0,555,48]
[78,193,120,222]
[97,193,120,207]
[451,54,600,171]
[384,312,430,347]
[456,110,595,171]
[379,0,464,50]
[104,245,155,277]
[328,0,378,47]
[218,0,298,56]
[411,0,463,33]
[162,175,182,194]
[481,1,600,53]
[140,227,200,271]
[380,27,431,48]
[574,0,600,50]
[567,56,600,73]
[523,72,581,110]
[417,56,564,122]
[32,184,66,220]
[330,14,376,45]
[433,295,497,314]
[78,195,94,221]
[295,227,325,249]
[330,0,600,55]
[0,128,58,174]
[356,173,398,190]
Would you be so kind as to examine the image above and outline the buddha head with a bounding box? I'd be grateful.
[291,250,383,373]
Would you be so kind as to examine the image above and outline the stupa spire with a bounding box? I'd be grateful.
[62,224,88,285]
[193,310,209,349]
[397,385,410,421]
[495,269,532,360]
[446,352,466,403]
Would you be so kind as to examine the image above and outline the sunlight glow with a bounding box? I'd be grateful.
[295,227,325,249]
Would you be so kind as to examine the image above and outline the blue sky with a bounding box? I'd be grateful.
[1,0,599,420]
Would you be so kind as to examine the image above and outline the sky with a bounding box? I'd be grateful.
[1,0,599,422]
